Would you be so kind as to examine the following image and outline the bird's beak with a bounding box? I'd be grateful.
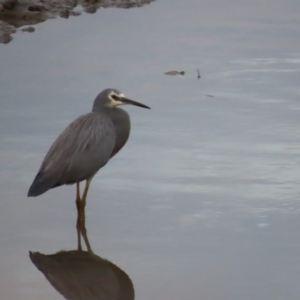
[121,98,151,109]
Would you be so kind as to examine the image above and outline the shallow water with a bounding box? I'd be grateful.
[1,0,300,299]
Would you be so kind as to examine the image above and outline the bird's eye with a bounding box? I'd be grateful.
[111,95,119,100]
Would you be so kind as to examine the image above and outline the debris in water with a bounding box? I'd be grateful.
[164,71,185,76]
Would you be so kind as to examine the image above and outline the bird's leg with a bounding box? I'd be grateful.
[76,182,81,203]
[81,177,93,207]
[80,209,94,254]
[76,182,83,251]
[76,182,83,214]
[82,228,93,254]
[76,211,83,251]
[75,201,93,253]
[76,178,93,252]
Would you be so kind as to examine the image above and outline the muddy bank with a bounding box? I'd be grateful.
[0,0,154,44]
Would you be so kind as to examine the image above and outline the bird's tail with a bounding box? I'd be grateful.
[27,171,57,197]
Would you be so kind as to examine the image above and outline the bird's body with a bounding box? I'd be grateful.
[28,89,150,207]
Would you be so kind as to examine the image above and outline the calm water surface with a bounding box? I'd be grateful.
[0,0,300,299]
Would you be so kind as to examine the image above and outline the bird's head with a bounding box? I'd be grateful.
[92,89,150,112]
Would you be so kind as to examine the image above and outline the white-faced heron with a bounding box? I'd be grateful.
[28,88,150,210]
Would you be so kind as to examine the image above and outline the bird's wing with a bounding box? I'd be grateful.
[29,113,116,196]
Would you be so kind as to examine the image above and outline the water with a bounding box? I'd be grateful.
[0,0,300,299]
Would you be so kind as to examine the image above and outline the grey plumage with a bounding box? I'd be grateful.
[28,88,150,201]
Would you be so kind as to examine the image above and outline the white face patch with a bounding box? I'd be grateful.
[108,92,125,108]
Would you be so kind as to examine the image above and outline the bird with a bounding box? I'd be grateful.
[28,88,150,211]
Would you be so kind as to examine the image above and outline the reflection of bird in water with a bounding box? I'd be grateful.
[30,206,134,300]
[28,89,150,213]
[30,251,134,300]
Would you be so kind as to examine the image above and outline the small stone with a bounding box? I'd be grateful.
[0,33,13,44]
[71,11,81,16]
[22,26,35,32]
[28,5,46,12]
[59,9,70,18]
[85,6,97,14]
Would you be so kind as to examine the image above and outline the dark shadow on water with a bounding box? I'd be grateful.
[29,207,134,300]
